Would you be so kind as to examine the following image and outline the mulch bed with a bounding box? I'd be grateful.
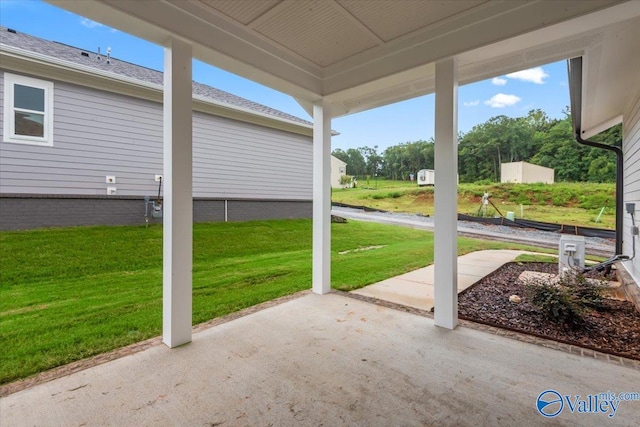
[458,262,640,361]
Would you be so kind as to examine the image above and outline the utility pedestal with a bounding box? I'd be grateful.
[559,235,585,276]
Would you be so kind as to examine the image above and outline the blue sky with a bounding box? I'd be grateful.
[1,0,571,152]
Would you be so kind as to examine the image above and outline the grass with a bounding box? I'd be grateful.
[333,180,616,229]
[515,254,558,263]
[1,219,547,384]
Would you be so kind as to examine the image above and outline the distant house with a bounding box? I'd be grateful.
[501,161,554,184]
[0,27,318,230]
[331,155,347,188]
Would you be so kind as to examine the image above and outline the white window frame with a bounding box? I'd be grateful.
[3,72,54,146]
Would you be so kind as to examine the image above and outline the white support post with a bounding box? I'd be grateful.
[434,58,458,330]
[312,99,332,294]
[163,38,193,348]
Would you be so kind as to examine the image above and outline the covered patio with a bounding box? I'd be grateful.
[8,0,638,423]
[3,292,639,425]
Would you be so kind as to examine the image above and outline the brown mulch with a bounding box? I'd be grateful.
[458,262,640,360]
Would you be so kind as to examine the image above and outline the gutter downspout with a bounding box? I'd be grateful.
[567,57,623,255]
[575,132,624,255]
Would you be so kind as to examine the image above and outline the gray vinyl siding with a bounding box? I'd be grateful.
[622,88,640,284]
[192,112,311,199]
[0,70,313,200]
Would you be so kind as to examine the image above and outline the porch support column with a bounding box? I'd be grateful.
[163,37,193,348]
[434,58,458,329]
[312,99,332,294]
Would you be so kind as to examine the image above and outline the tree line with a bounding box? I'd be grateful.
[332,109,620,183]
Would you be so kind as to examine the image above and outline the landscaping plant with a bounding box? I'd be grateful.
[523,271,607,328]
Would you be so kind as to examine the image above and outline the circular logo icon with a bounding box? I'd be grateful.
[537,390,564,417]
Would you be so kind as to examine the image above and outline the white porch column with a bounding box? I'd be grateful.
[163,38,193,348]
[434,58,458,329]
[312,99,332,294]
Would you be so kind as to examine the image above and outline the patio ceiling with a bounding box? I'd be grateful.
[48,0,638,120]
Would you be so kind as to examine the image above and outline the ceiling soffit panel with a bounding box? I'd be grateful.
[322,0,621,95]
[247,0,380,67]
[581,17,640,138]
[199,0,280,25]
[337,0,487,42]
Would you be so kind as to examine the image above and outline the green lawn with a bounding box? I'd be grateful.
[1,219,543,384]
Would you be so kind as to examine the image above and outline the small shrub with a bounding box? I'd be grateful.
[339,174,353,187]
[388,191,402,199]
[525,281,583,327]
[551,188,576,206]
[523,271,606,327]
[571,274,606,309]
[579,193,615,210]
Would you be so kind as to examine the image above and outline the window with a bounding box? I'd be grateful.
[3,72,54,146]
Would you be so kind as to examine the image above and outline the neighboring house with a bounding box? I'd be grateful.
[500,162,554,184]
[0,27,317,230]
[330,155,347,188]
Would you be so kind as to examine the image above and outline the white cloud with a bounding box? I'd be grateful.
[484,93,521,108]
[492,77,507,86]
[506,67,549,84]
[463,100,480,107]
[80,18,103,29]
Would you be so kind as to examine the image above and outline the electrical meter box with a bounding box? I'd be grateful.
[559,235,585,275]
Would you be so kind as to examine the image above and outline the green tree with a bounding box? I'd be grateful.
[331,148,349,164]
[346,148,366,178]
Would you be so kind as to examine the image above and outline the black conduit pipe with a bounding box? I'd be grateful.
[568,57,623,255]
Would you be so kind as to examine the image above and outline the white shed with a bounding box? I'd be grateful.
[331,155,347,188]
[417,169,435,186]
[501,162,554,184]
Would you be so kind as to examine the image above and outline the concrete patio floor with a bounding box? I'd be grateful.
[2,292,638,426]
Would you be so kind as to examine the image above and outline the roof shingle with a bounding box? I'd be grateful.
[0,26,312,127]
